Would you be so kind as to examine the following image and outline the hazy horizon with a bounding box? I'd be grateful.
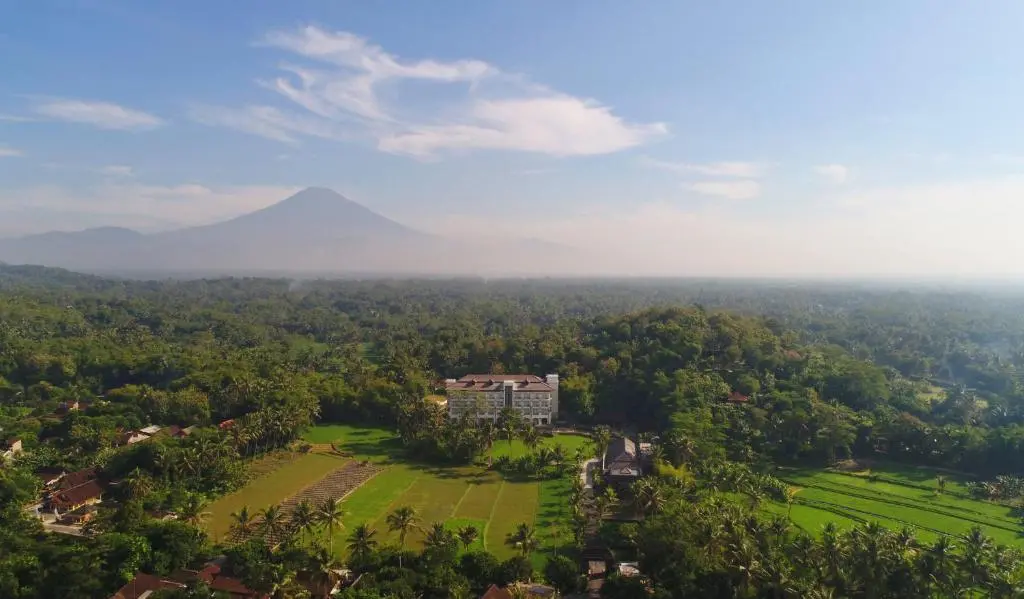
[4,2,1024,277]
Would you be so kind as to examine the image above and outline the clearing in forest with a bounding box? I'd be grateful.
[768,464,1024,546]
[303,424,590,563]
[204,452,349,542]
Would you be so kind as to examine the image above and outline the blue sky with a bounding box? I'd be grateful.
[4,0,1024,276]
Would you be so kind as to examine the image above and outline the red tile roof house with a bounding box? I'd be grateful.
[113,564,267,599]
[110,573,185,599]
[45,467,105,516]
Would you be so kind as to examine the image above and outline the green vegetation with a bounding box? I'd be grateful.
[299,424,584,561]
[204,452,348,542]
[763,465,1022,546]
[9,268,1024,597]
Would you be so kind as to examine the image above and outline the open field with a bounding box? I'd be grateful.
[304,424,590,560]
[770,464,1024,546]
[205,452,350,542]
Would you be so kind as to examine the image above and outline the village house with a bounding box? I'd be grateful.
[45,467,104,516]
[113,562,275,599]
[604,437,642,488]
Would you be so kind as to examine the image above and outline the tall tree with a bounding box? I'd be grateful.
[386,506,420,567]
[316,497,345,554]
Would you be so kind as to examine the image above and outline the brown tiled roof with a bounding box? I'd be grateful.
[35,468,65,485]
[59,467,98,490]
[727,391,749,403]
[210,574,266,598]
[446,374,552,392]
[110,573,184,599]
[481,585,513,599]
[50,479,104,510]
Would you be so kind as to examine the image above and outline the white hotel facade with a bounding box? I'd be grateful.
[444,373,559,426]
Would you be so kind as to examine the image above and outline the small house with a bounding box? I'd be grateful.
[604,437,642,487]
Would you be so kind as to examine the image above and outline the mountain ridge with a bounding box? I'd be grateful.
[0,187,582,276]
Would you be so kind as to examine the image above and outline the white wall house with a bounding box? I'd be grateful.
[444,374,559,426]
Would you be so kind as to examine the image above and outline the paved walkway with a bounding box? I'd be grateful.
[580,458,600,491]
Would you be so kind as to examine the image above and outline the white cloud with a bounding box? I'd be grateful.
[815,163,849,184]
[0,114,34,123]
[0,146,22,157]
[378,96,666,157]
[99,165,133,177]
[32,99,163,130]
[195,26,666,157]
[187,104,345,144]
[0,182,300,235]
[687,180,760,200]
[643,157,769,178]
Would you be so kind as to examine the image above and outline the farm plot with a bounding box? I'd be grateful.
[774,467,1024,546]
[205,452,348,542]
[305,424,583,561]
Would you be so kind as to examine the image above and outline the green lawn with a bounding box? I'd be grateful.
[302,424,587,561]
[774,465,1024,546]
[205,452,349,543]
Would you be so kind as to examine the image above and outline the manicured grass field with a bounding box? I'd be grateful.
[772,465,1024,546]
[205,452,349,542]
[303,424,590,561]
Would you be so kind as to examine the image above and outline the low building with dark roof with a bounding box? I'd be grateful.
[604,437,642,487]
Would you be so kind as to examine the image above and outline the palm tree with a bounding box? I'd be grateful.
[457,525,479,551]
[289,499,317,543]
[124,467,153,500]
[958,526,994,590]
[522,426,541,452]
[505,523,539,557]
[259,503,287,545]
[346,524,378,562]
[178,493,211,527]
[785,486,800,519]
[500,412,520,451]
[479,420,497,467]
[229,506,256,542]
[592,426,612,469]
[936,474,947,495]
[316,497,345,553]
[423,522,454,554]
[386,506,420,567]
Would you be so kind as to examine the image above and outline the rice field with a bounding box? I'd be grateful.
[207,423,591,563]
[769,465,1024,546]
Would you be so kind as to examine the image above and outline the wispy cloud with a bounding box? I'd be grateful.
[814,163,849,184]
[99,165,133,177]
[642,157,770,178]
[0,114,35,123]
[0,146,22,157]
[32,98,163,130]
[188,104,347,144]
[687,180,760,200]
[194,26,667,158]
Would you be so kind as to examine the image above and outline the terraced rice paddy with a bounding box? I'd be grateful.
[769,466,1024,546]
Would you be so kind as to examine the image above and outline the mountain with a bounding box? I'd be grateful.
[0,187,582,276]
